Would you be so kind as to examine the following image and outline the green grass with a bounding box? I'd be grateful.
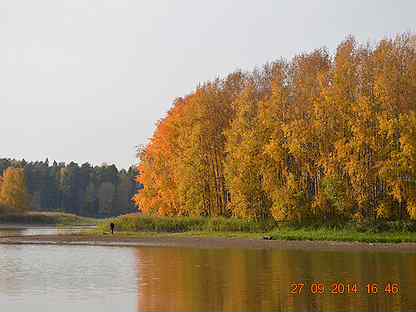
[270,227,416,243]
[99,214,274,233]
[84,228,263,239]
[0,211,98,226]
[82,227,416,243]
[93,214,416,244]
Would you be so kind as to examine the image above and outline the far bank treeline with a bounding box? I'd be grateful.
[0,159,140,217]
[133,34,416,223]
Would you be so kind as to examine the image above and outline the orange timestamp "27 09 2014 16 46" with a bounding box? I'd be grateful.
[290,282,399,296]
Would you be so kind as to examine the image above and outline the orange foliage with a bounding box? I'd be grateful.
[134,33,416,222]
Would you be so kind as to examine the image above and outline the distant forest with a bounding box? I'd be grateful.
[0,158,140,217]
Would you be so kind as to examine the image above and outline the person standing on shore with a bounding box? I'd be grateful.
[110,222,115,235]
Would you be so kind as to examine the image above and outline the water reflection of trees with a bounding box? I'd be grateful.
[135,247,416,312]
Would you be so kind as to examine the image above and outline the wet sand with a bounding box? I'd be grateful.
[1,234,416,252]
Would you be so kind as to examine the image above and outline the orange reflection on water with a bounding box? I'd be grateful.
[135,247,416,312]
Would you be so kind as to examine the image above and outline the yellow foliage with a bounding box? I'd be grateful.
[0,167,30,212]
[407,200,416,220]
[376,202,392,220]
[133,33,416,223]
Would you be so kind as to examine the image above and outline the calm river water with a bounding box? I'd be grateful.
[0,229,415,311]
[0,226,92,236]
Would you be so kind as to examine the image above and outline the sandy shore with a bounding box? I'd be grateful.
[1,234,416,252]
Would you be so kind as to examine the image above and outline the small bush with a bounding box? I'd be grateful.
[348,219,416,233]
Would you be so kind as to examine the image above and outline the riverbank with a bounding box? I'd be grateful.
[98,214,416,244]
[2,213,416,249]
[1,232,416,252]
[0,212,98,226]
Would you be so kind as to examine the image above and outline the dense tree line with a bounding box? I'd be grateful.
[0,159,140,217]
[134,34,416,223]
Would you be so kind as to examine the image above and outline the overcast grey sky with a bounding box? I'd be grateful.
[1,1,415,169]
